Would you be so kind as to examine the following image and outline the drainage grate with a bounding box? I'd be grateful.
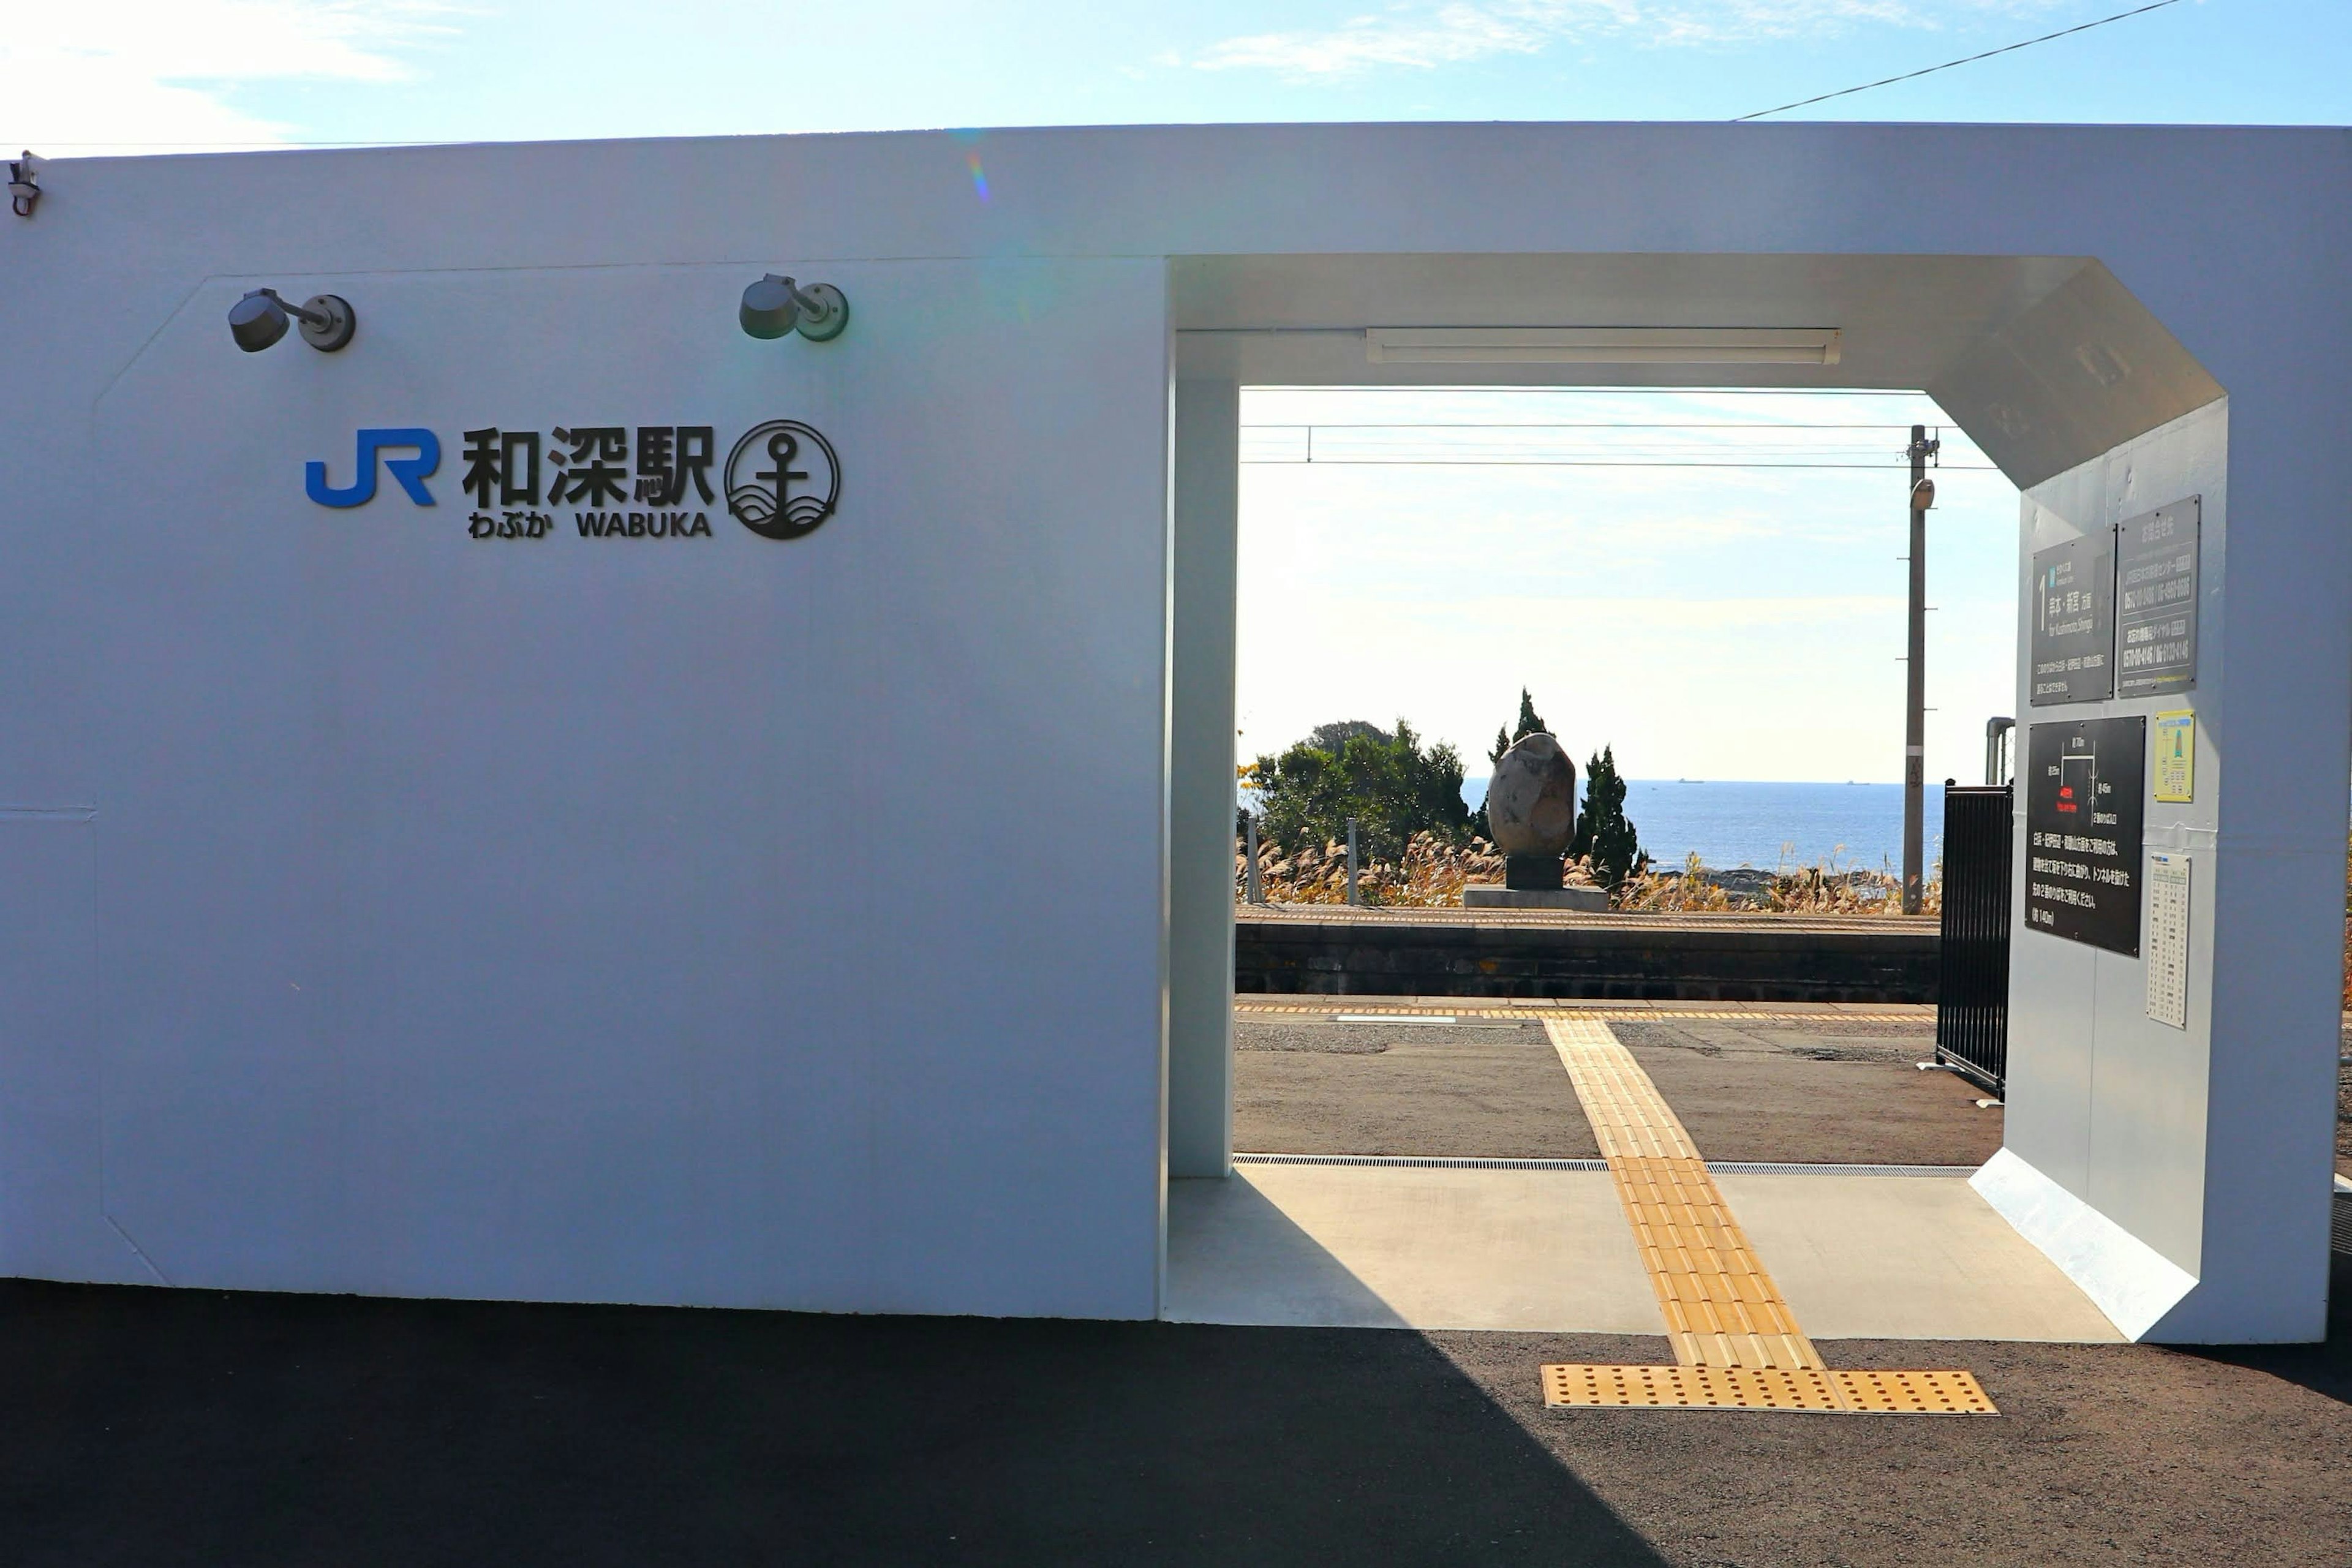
[1231,1153,1977,1177]
[1234,1152,1607,1171]
[1542,1363,1997,1415]
[1708,1162,1978,1178]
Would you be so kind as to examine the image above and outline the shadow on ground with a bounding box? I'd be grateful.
[0,1279,1667,1568]
[2183,1248,2352,1408]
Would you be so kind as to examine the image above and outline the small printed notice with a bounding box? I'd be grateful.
[2116,499,2201,698]
[2029,530,2116,706]
[2024,717,2147,955]
[2153,710,2196,803]
[2145,852,2191,1029]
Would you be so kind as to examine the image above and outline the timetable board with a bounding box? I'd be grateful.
[2145,852,2190,1028]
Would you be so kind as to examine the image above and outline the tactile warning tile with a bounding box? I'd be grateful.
[1831,1369,1999,1414]
[1540,1364,1996,1415]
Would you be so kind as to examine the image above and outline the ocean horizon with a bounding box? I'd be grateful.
[1463,777,1950,874]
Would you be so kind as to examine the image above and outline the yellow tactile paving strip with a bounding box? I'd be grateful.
[1537,1016,1996,1415]
[1547,1017,1820,1371]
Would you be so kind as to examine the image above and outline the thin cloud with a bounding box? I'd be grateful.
[1195,1,2038,78]
[1,1,453,150]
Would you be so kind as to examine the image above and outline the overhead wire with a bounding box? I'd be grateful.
[1735,0,2185,121]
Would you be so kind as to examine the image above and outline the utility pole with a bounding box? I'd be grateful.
[1902,424,1940,914]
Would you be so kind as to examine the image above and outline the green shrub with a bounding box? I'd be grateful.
[1251,718,1471,864]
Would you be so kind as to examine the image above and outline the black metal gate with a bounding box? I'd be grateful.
[1936,783,2013,1094]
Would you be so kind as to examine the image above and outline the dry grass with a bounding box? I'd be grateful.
[1234,837,1931,914]
[1235,832,1600,908]
[1620,850,1936,917]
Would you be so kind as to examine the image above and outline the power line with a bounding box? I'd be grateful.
[1238,459,2000,470]
[1242,421,1941,431]
[1735,0,2184,121]
[1253,386,1952,399]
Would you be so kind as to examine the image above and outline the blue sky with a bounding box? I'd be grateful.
[1235,389,2015,785]
[4,1,2345,152]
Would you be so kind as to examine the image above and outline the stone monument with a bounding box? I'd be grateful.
[1466,733,1608,911]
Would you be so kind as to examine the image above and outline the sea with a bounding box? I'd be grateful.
[1463,778,1946,874]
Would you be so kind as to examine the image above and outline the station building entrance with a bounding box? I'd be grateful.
[0,124,2342,1346]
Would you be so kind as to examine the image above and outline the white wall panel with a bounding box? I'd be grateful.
[70,258,1171,1314]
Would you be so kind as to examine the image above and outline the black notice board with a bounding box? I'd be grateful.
[2115,498,2200,698]
[2024,717,2146,956]
[2029,530,2115,706]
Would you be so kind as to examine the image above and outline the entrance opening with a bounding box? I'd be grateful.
[1160,249,2282,1351]
[1187,383,2070,1345]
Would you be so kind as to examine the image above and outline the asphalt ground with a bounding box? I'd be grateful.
[1234,1012,1997,1166]
[9,1017,2345,1562]
[5,1267,2348,1567]
[1235,1019,1598,1158]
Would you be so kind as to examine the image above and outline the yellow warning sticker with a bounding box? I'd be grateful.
[2154,710,2195,803]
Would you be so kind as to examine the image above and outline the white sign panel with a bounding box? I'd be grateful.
[2145,851,2190,1030]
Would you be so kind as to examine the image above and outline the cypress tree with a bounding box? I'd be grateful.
[1488,688,1551,764]
[1572,744,1643,889]
[1479,688,1556,840]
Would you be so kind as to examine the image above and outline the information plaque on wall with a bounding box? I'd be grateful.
[2029,530,2116,706]
[2024,717,2146,955]
[2116,499,2200,698]
[2145,851,2190,1028]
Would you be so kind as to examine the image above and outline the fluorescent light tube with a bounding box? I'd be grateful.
[1365,327,1842,366]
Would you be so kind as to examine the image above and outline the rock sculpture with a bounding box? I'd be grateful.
[1485,733,1577,891]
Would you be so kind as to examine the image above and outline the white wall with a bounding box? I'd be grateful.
[1168,381,1238,1180]
[1986,392,2344,1343]
[10,246,1175,1314]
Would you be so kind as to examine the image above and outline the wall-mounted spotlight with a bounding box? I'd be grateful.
[229,288,356,353]
[1910,478,1937,511]
[739,275,850,342]
[7,153,37,219]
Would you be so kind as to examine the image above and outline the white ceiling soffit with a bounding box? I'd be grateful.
[1169,253,2221,488]
[1167,254,2087,393]
[1924,262,2225,491]
[1364,327,1841,366]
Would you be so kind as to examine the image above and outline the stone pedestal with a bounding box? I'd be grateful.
[1504,851,1563,891]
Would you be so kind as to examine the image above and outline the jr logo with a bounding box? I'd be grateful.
[306,428,442,508]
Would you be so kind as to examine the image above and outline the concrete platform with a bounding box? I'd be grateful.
[1166,1163,2124,1344]
[1718,1173,2126,1343]
[1164,1165,1658,1333]
[1234,905,1939,1002]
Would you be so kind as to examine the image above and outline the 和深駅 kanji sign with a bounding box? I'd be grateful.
[302,421,840,544]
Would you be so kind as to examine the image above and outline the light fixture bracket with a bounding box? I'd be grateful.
[740,274,851,342]
[7,152,38,219]
[228,288,356,353]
